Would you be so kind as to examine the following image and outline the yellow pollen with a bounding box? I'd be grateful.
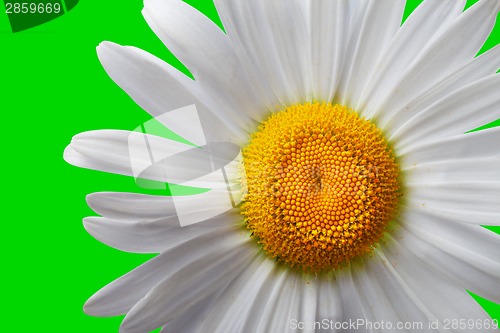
[241,102,400,273]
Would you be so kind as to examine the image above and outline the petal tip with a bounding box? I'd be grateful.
[83,296,101,317]
[62,145,77,165]
[85,193,100,210]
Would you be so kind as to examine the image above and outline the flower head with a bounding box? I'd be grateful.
[65,0,500,332]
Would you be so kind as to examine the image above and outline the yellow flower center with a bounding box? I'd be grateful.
[241,102,400,273]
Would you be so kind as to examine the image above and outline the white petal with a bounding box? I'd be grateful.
[297,278,318,333]
[247,270,291,333]
[335,0,369,105]
[357,0,466,113]
[426,209,497,227]
[383,44,500,134]
[83,222,242,317]
[351,256,420,330]
[399,127,500,165]
[64,130,190,180]
[379,234,496,331]
[336,265,371,333]
[316,276,342,329]
[160,287,228,333]
[366,0,500,124]
[358,251,434,330]
[404,156,500,183]
[83,214,232,254]
[96,42,246,143]
[84,216,175,253]
[391,75,500,148]
[394,211,500,303]
[141,0,232,83]
[196,255,277,332]
[306,0,348,102]
[120,236,254,333]
[246,0,313,103]
[214,0,305,107]
[406,181,500,224]
[149,104,206,147]
[86,192,175,221]
[142,0,267,126]
[64,130,240,191]
[337,0,406,107]
[266,273,302,333]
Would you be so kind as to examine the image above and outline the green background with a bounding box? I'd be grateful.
[1,0,499,332]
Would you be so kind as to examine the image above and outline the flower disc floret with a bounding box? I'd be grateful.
[242,103,400,272]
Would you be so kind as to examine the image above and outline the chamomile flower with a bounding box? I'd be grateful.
[65,0,500,332]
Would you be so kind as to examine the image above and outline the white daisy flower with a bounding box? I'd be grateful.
[64,0,500,332]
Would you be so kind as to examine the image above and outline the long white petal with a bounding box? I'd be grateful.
[160,286,228,333]
[306,0,348,102]
[358,251,434,331]
[404,156,500,183]
[266,273,303,333]
[214,0,308,107]
[367,0,500,124]
[391,75,500,148]
[379,234,497,331]
[337,0,406,107]
[97,42,246,143]
[353,257,407,328]
[406,181,500,226]
[84,216,176,253]
[298,277,318,333]
[248,270,291,332]
[196,255,277,332]
[357,0,466,113]
[64,130,190,180]
[142,0,267,126]
[83,223,243,317]
[316,276,343,331]
[405,203,499,227]
[383,44,500,134]
[64,130,240,191]
[83,214,233,254]
[336,265,371,333]
[120,236,254,333]
[399,127,500,165]
[86,192,176,221]
[394,212,500,303]
[257,0,314,103]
